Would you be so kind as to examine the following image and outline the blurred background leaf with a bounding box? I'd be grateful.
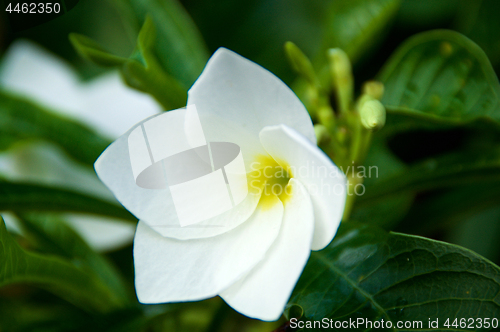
[15,213,132,302]
[0,217,129,313]
[316,0,401,74]
[0,90,111,166]
[0,180,136,221]
[70,16,187,110]
[115,0,210,88]
[456,0,500,69]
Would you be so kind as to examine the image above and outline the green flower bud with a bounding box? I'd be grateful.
[359,99,386,130]
[284,41,319,87]
[328,48,353,115]
[362,81,384,100]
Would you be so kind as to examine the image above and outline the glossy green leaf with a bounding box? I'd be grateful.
[118,0,209,88]
[379,30,500,135]
[0,217,127,313]
[286,222,500,330]
[0,90,110,166]
[359,146,500,204]
[16,213,131,301]
[0,180,135,222]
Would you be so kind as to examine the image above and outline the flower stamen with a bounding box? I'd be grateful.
[248,155,293,208]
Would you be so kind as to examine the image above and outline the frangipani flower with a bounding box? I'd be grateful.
[95,48,347,320]
[0,40,162,250]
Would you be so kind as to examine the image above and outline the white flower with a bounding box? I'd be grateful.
[95,48,347,320]
[0,40,162,250]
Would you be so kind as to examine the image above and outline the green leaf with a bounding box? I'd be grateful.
[379,30,500,135]
[320,0,401,64]
[69,34,128,67]
[0,90,110,166]
[358,146,500,204]
[117,0,209,88]
[16,213,131,301]
[286,222,500,330]
[456,0,500,68]
[124,17,187,109]
[0,180,135,222]
[0,217,128,313]
[71,18,187,110]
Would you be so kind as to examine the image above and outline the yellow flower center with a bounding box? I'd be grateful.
[247,155,293,209]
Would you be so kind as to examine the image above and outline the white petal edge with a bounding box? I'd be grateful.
[220,178,314,321]
[134,195,284,303]
[0,40,82,117]
[82,73,161,138]
[259,125,346,250]
[63,214,135,251]
[0,40,161,139]
[187,48,316,168]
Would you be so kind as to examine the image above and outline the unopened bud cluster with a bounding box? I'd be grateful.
[284,42,388,219]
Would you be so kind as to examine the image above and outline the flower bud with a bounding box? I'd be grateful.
[328,48,353,114]
[362,81,384,100]
[359,99,386,130]
[285,41,319,86]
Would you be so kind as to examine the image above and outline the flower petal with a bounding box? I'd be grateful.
[133,195,284,303]
[63,214,135,251]
[95,122,262,240]
[0,40,161,139]
[187,48,316,167]
[83,73,161,138]
[0,40,82,116]
[259,125,346,250]
[220,178,314,321]
[152,190,261,240]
